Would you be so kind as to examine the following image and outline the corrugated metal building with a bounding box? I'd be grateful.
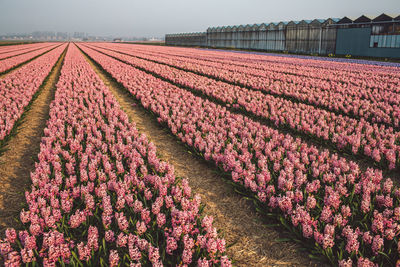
[265,22,286,51]
[204,22,287,51]
[321,18,338,54]
[165,13,400,58]
[335,14,400,58]
[285,20,299,52]
[165,32,207,47]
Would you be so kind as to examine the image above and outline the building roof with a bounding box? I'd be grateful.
[310,19,323,25]
[298,20,310,25]
[337,16,353,24]
[199,14,400,34]
[287,20,300,26]
[353,15,372,23]
[372,13,393,22]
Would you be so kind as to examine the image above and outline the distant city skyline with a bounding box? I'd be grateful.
[0,30,162,42]
[0,0,399,37]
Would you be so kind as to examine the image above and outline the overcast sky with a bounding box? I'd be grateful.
[0,0,399,37]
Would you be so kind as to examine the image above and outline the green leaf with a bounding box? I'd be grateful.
[264,223,280,227]
[226,239,238,248]
[378,251,391,261]
[71,251,83,266]
[275,238,291,242]
[100,257,105,267]
[103,238,106,251]
[308,254,321,260]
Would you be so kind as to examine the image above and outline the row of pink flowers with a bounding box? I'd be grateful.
[80,43,400,266]
[117,43,400,92]
[0,44,67,142]
[0,43,61,73]
[0,43,54,54]
[84,43,400,171]
[98,43,400,128]
[0,44,230,267]
[0,43,55,60]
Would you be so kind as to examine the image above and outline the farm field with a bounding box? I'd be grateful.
[0,42,399,266]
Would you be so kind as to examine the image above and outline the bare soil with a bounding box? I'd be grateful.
[81,48,322,267]
[0,46,67,236]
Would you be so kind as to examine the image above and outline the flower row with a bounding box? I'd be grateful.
[131,44,400,101]
[0,44,61,74]
[0,43,51,54]
[0,44,67,143]
[0,44,230,267]
[97,43,400,128]
[0,43,55,60]
[84,44,400,171]
[80,44,400,266]
[120,43,400,91]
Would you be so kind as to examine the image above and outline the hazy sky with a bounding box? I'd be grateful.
[0,0,399,37]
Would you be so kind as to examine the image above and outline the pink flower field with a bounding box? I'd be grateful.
[0,42,399,266]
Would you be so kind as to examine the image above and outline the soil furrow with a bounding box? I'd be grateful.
[80,45,321,267]
[0,45,68,235]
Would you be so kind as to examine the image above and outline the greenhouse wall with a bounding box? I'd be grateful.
[165,14,399,58]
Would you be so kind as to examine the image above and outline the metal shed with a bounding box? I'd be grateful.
[337,16,353,25]
[207,27,216,47]
[242,24,252,48]
[307,19,323,53]
[276,22,287,51]
[165,32,207,46]
[220,27,227,48]
[370,14,400,49]
[218,27,225,47]
[354,15,372,25]
[222,26,231,48]
[295,20,310,53]
[236,25,244,49]
[231,26,238,48]
[285,21,299,52]
[166,13,400,58]
[265,23,277,51]
[336,13,400,57]
[249,24,259,50]
[255,23,267,50]
[320,18,339,54]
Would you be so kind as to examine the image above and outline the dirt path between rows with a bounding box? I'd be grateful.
[0,46,67,236]
[81,48,321,267]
